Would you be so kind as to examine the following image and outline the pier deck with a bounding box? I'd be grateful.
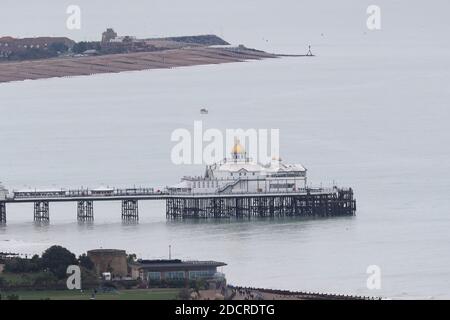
[0,188,356,223]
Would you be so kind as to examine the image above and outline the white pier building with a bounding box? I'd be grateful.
[170,140,307,194]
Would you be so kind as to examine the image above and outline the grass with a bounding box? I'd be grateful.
[2,289,180,300]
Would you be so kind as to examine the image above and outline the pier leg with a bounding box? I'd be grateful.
[77,201,94,221]
[0,202,6,223]
[34,201,49,222]
[122,200,138,221]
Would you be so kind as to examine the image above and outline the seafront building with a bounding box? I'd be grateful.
[130,260,226,285]
[86,249,226,288]
[169,140,307,194]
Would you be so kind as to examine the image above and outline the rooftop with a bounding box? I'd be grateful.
[87,249,126,255]
[133,259,226,269]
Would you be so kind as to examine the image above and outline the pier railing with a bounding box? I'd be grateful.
[186,187,344,197]
[4,186,349,201]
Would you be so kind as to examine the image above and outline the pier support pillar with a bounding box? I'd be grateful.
[34,201,49,222]
[122,200,138,221]
[0,202,6,223]
[77,201,94,221]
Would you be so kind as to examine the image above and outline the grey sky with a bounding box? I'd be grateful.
[0,0,448,48]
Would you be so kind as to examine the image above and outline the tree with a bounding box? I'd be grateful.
[127,253,137,263]
[78,254,94,270]
[72,41,101,54]
[3,254,42,273]
[72,41,87,54]
[41,245,77,279]
[48,42,68,54]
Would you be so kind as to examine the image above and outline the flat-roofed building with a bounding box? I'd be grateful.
[130,259,226,284]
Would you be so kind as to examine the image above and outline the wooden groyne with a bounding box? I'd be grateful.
[228,285,379,301]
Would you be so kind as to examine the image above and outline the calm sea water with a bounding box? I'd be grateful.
[1,41,449,299]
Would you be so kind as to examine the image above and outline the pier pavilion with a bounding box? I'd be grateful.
[0,142,356,223]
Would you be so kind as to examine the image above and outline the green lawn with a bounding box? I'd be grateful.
[3,289,179,300]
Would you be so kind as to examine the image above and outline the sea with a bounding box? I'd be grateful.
[1,0,450,299]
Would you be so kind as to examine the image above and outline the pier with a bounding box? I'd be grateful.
[0,187,355,223]
[166,188,355,219]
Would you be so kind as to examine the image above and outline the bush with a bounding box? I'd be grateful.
[81,267,100,288]
[4,255,42,273]
[33,272,58,287]
[178,288,191,300]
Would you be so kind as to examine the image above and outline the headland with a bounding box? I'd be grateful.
[0,29,311,84]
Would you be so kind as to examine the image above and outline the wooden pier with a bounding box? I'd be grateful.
[166,188,355,219]
[0,187,355,223]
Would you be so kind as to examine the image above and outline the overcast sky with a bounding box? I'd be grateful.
[0,0,449,49]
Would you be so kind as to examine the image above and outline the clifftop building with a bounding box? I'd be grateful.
[100,28,153,53]
[101,28,118,43]
[0,36,75,58]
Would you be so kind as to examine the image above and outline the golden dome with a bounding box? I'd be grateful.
[231,139,245,154]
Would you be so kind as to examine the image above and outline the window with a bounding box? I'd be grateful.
[166,271,185,280]
[147,272,161,280]
[270,183,295,189]
[189,270,215,279]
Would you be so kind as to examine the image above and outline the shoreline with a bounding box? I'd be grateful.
[0,47,284,84]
